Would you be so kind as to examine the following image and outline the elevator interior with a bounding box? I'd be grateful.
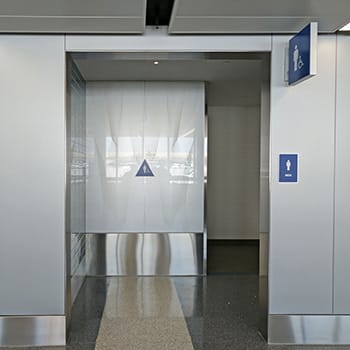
[66,52,270,311]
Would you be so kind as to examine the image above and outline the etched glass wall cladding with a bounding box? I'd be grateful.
[69,63,86,303]
[86,81,205,233]
[143,82,205,232]
[86,82,144,232]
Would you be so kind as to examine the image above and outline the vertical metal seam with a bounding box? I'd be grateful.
[143,81,146,234]
[204,84,208,275]
[64,51,71,339]
[332,35,338,315]
[267,35,275,325]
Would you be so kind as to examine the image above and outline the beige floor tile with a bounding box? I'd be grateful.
[97,318,192,344]
[103,278,184,319]
[95,340,193,350]
[95,277,194,350]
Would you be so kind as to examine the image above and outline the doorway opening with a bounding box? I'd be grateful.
[65,51,270,342]
[205,55,270,277]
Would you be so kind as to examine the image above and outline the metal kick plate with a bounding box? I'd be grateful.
[0,316,65,347]
[86,233,204,276]
[269,315,350,345]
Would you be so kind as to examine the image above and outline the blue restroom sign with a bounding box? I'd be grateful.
[136,159,154,177]
[279,154,298,183]
[288,22,318,85]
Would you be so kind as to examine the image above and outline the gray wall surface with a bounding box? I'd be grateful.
[259,79,270,276]
[334,35,350,314]
[269,36,336,314]
[0,35,66,314]
[207,105,260,240]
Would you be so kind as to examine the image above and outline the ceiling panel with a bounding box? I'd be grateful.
[73,58,262,82]
[169,0,350,33]
[0,0,146,33]
[73,57,263,106]
[2,0,347,34]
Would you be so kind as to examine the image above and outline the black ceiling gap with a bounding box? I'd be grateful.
[146,0,175,26]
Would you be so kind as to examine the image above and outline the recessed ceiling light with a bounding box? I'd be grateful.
[153,61,159,65]
[339,22,350,31]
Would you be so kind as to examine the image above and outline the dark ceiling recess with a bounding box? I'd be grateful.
[146,0,175,26]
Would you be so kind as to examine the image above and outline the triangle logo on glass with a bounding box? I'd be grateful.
[136,159,154,177]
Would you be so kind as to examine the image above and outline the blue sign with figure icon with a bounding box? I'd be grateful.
[288,23,318,85]
[136,159,154,177]
[279,154,298,183]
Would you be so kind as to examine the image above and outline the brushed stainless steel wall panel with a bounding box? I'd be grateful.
[259,276,268,340]
[269,36,336,314]
[86,233,204,276]
[268,315,350,345]
[334,35,350,314]
[0,316,65,347]
[0,35,66,315]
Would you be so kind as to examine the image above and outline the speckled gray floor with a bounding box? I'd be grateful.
[174,275,262,350]
[0,277,108,350]
[4,276,350,350]
[173,275,350,350]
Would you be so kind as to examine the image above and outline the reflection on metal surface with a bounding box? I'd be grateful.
[86,233,204,276]
[258,276,268,340]
[0,316,65,347]
[268,315,350,345]
[66,57,87,334]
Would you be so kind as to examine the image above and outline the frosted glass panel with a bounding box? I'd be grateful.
[86,82,204,232]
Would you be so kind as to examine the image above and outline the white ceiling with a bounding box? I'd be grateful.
[169,0,350,33]
[0,0,146,33]
[0,0,349,33]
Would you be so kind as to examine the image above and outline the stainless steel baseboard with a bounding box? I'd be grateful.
[258,276,268,340]
[0,315,65,347]
[269,315,350,344]
[86,233,204,276]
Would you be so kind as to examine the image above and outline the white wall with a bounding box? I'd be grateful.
[65,29,272,52]
[0,36,65,314]
[334,35,350,314]
[269,35,336,314]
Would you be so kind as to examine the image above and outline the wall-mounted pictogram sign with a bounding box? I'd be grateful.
[136,159,154,177]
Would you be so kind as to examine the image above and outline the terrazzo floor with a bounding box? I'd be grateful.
[3,276,350,350]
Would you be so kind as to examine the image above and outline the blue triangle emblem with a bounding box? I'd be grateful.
[136,159,154,177]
